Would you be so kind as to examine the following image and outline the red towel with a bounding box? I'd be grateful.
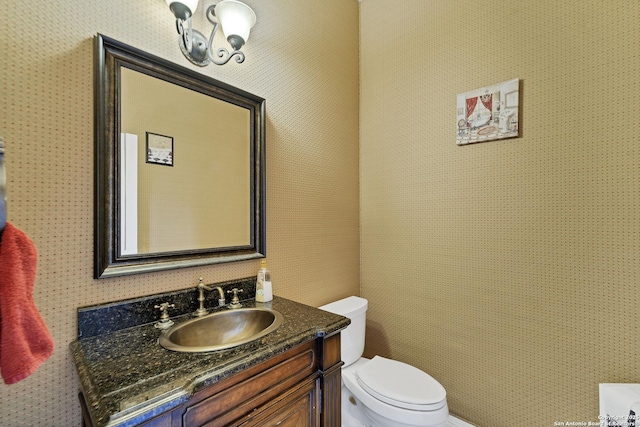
[0,222,54,384]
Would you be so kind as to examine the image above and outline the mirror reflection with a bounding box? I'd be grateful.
[120,68,251,255]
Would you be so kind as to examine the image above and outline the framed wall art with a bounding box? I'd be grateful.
[456,78,519,146]
[146,132,174,166]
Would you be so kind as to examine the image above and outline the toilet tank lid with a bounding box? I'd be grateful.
[319,296,368,318]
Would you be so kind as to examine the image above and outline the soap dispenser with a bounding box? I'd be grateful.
[255,260,273,302]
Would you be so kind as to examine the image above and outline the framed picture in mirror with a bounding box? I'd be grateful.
[146,132,174,166]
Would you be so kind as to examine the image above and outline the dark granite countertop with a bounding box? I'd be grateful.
[70,296,349,427]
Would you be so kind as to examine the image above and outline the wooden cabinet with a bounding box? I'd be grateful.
[80,334,342,427]
[234,378,318,427]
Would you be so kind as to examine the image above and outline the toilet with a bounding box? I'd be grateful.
[320,296,448,427]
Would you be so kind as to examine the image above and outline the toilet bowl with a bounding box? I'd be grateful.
[320,296,448,427]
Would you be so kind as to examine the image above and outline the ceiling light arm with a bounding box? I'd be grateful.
[205,5,245,65]
[175,15,194,53]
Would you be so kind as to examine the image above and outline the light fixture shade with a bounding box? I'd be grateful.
[167,0,199,17]
[215,0,256,45]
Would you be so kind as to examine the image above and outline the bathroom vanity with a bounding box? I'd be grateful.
[71,294,349,427]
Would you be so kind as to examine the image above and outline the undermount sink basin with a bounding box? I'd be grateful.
[158,308,283,353]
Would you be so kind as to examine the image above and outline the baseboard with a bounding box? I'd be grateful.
[449,414,476,427]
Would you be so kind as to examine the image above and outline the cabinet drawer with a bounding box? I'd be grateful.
[183,342,317,426]
[234,378,318,427]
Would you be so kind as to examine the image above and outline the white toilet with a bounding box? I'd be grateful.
[320,296,449,427]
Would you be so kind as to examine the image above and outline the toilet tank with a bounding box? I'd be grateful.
[319,296,368,367]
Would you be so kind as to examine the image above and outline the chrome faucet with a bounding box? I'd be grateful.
[194,277,225,317]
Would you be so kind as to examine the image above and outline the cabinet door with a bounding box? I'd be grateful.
[183,343,317,427]
[231,378,319,427]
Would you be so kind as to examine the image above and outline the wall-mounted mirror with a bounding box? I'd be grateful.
[95,34,265,278]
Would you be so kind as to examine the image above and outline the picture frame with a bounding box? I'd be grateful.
[456,78,519,146]
[146,132,173,166]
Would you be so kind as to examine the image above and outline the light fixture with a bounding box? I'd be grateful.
[166,0,256,66]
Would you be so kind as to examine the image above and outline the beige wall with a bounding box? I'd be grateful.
[0,0,359,425]
[360,1,639,426]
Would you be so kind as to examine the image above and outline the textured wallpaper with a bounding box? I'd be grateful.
[3,0,638,426]
[0,0,359,425]
[360,1,639,426]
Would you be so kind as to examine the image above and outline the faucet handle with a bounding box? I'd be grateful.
[227,288,243,308]
[154,302,175,329]
[155,302,175,314]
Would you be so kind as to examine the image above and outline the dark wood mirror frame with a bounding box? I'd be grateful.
[94,34,265,279]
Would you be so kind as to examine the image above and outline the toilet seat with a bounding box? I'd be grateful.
[343,358,449,426]
[356,356,446,411]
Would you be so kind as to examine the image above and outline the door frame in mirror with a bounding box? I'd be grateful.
[94,34,265,279]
